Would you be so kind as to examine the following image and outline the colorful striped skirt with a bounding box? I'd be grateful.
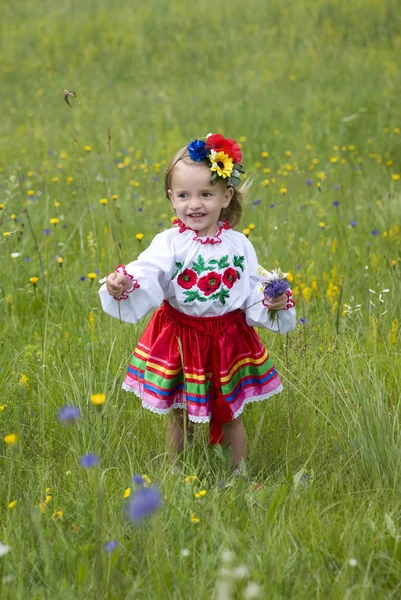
[123,301,283,443]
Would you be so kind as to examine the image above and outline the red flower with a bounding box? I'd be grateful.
[177,269,197,289]
[197,271,222,296]
[222,267,239,289]
[205,134,242,165]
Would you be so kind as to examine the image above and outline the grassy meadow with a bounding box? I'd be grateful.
[1,0,401,597]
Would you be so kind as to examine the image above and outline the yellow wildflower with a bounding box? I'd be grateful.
[84,145,92,152]
[111,194,118,200]
[261,151,269,158]
[87,272,97,280]
[280,187,287,194]
[248,224,255,230]
[3,232,11,237]
[262,179,269,186]
[90,393,106,406]
[136,233,144,241]
[319,222,325,228]
[0,405,6,411]
[242,228,250,237]
[124,488,131,498]
[392,174,400,181]
[99,198,108,205]
[52,510,63,520]
[286,272,294,283]
[8,501,17,509]
[4,433,17,445]
[27,190,35,196]
[184,475,198,484]
[49,218,59,225]
[142,474,151,485]
[52,177,59,183]
[19,373,28,385]
[30,276,38,286]
[190,511,200,524]
[56,257,63,265]
[285,151,292,157]
[195,490,207,498]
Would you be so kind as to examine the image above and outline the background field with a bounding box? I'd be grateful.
[1,0,401,598]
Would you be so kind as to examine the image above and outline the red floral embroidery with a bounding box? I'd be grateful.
[177,269,197,290]
[222,267,239,289]
[173,218,230,245]
[197,271,222,296]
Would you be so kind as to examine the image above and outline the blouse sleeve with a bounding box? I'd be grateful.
[98,230,176,324]
[243,241,296,334]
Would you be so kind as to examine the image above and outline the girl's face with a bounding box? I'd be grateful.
[168,161,234,237]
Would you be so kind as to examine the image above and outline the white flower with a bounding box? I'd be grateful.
[349,558,358,567]
[221,549,234,564]
[10,253,21,258]
[0,542,10,557]
[231,564,248,579]
[180,548,190,557]
[243,582,262,599]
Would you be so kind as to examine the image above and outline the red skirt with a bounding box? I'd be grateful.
[123,301,283,443]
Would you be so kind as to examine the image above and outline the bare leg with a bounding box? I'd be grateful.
[166,409,193,461]
[222,416,247,467]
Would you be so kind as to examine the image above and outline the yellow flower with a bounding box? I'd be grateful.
[52,177,59,183]
[84,145,92,152]
[319,222,325,228]
[45,495,52,504]
[90,393,106,406]
[142,474,151,485]
[392,260,397,268]
[27,190,35,196]
[280,187,287,195]
[190,511,200,523]
[39,501,47,513]
[8,500,17,509]
[392,174,400,181]
[286,272,294,283]
[10,214,16,220]
[242,228,250,237]
[3,232,11,237]
[248,224,255,230]
[262,179,270,186]
[52,510,63,520]
[124,487,131,498]
[30,277,38,285]
[285,151,292,157]
[0,204,3,210]
[0,405,6,411]
[99,198,108,205]
[4,433,17,445]
[49,218,60,225]
[56,257,63,265]
[239,136,247,142]
[87,272,97,280]
[184,475,198,484]
[261,151,269,158]
[194,490,206,498]
[136,233,145,241]
[111,194,118,200]
[394,128,400,134]
[330,157,338,163]
[210,151,234,179]
[54,201,61,207]
[19,374,28,385]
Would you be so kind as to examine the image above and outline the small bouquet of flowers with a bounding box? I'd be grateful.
[258,267,292,322]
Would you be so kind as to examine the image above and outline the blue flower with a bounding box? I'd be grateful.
[104,540,119,553]
[298,318,308,325]
[127,486,161,523]
[332,201,340,207]
[80,454,100,468]
[253,199,261,206]
[43,228,52,235]
[58,405,80,423]
[270,203,275,209]
[263,278,289,299]
[80,276,86,281]
[350,220,357,227]
[371,229,379,236]
[132,474,145,485]
[333,184,340,190]
[305,178,312,185]
[187,139,208,162]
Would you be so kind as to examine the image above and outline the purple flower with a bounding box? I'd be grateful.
[104,540,119,553]
[132,474,145,485]
[305,178,312,185]
[80,454,100,468]
[187,139,208,162]
[137,207,143,212]
[80,276,86,281]
[263,278,289,299]
[269,203,275,208]
[253,199,261,206]
[333,184,340,190]
[350,220,357,227]
[24,258,31,262]
[298,318,308,325]
[332,201,340,207]
[127,486,161,523]
[43,228,52,235]
[371,229,379,236]
[58,405,80,424]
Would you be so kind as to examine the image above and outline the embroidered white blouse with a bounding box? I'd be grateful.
[98,221,296,333]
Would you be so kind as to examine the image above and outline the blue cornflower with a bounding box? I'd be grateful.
[80,276,86,281]
[80,454,100,468]
[137,207,143,212]
[333,184,340,190]
[253,199,261,206]
[43,228,52,235]
[127,486,161,523]
[298,318,308,325]
[158,222,164,227]
[24,258,31,262]
[104,540,119,553]
[305,178,312,185]
[270,203,275,208]
[332,201,340,207]
[350,220,357,227]
[187,139,208,162]
[132,474,145,485]
[371,229,379,236]
[58,405,80,423]
[263,278,289,300]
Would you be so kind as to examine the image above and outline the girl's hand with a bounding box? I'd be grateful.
[265,292,287,310]
[106,272,130,298]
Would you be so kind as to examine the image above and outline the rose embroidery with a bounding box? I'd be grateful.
[197,271,222,296]
[222,267,239,289]
[177,268,197,290]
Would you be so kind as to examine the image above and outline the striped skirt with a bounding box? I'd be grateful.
[123,301,283,443]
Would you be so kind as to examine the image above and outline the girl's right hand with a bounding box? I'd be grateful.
[106,272,129,298]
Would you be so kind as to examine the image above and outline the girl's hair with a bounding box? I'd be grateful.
[164,146,251,229]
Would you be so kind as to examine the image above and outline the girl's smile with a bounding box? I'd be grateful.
[168,161,234,237]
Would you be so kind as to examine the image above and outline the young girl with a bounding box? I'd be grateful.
[99,134,296,468]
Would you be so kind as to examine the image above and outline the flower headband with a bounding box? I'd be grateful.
[187,133,245,187]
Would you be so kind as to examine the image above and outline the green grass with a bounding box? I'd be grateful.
[1,0,401,597]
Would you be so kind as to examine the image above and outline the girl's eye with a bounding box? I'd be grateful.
[178,193,188,198]
[202,192,212,197]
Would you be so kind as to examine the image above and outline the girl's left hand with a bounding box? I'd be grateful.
[265,292,287,310]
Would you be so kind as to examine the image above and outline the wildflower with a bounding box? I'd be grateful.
[49,218,59,225]
[190,511,200,524]
[111,194,118,200]
[371,229,379,236]
[4,433,17,445]
[280,187,287,194]
[142,474,151,485]
[126,486,161,523]
[298,318,307,325]
[248,223,255,230]
[181,548,190,557]
[99,198,108,205]
[124,488,131,498]
[3,232,11,237]
[318,222,325,229]
[27,190,35,196]
[11,252,21,258]
[262,179,270,186]
[391,174,400,182]
[80,454,100,468]
[349,558,358,567]
[56,257,63,265]
[8,501,17,509]
[136,233,144,241]
[43,228,52,235]
[52,177,59,183]
[0,405,6,411]
[285,150,291,157]
[84,145,92,152]
[332,201,340,207]
[104,540,119,553]
[52,510,63,520]
[195,490,207,498]
[350,220,357,227]
[133,475,145,485]
[90,393,106,406]
[242,228,250,237]
[87,272,97,280]
[305,178,312,185]
[0,542,10,557]
[58,405,80,424]
[392,260,397,268]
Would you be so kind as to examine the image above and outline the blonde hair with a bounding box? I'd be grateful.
[164,146,251,230]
